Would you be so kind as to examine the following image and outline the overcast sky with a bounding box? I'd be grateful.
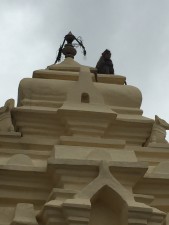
[1,0,169,131]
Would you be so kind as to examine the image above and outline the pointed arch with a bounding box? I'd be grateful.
[75,162,134,204]
[89,185,128,225]
[90,185,126,209]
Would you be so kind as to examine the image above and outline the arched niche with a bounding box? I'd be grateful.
[81,93,90,103]
[89,185,128,225]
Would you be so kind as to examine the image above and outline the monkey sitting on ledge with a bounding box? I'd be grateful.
[96,49,114,74]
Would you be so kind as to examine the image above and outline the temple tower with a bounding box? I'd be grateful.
[0,33,169,225]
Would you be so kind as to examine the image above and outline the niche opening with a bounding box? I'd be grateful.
[81,93,90,103]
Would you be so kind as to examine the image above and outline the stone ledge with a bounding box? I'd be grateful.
[59,136,126,148]
[33,69,126,85]
[0,132,21,138]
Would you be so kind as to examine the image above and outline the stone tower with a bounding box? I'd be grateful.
[0,33,169,225]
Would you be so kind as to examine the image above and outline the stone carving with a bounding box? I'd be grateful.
[0,99,14,132]
[145,115,169,146]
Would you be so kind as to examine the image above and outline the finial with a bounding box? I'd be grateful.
[62,32,77,59]
[55,32,86,64]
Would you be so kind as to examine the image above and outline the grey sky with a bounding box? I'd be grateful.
[1,0,169,132]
